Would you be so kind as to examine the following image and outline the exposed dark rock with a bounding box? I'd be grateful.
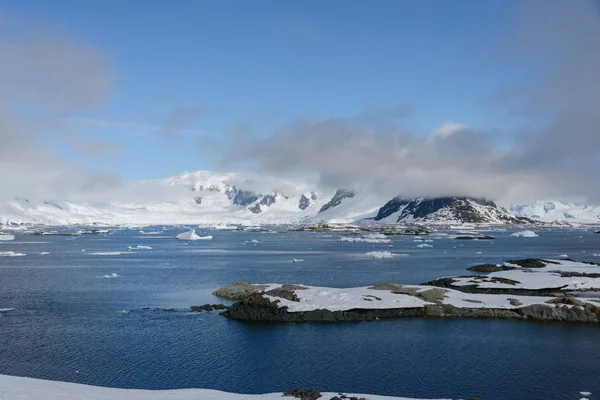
[310,192,318,201]
[212,282,270,300]
[373,195,410,221]
[225,186,236,200]
[319,189,355,213]
[467,264,515,273]
[299,194,310,210]
[190,303,227,312]
[422,277,566,296]
[281,284,308,291]
[368,283,407,291]
[222,294,600,323]
[265,288,299,302]
[455,235,495,240]
[416,288,448,303]
[505,259,557,269]
[508,298,522,306]
[193,197,202,205]
[283,388,322,400]
[248,203,262,214]
[260,194,277,206]
[391,197,532,224]
[232,190,260,206]
[545,296,585,307]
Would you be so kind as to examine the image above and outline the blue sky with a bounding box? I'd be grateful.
[2,0,545,180]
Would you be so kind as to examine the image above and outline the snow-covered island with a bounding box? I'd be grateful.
[212,259,600,324]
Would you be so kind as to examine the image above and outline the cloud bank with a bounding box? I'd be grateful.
[215,0,600,205]
[0,17,118,202]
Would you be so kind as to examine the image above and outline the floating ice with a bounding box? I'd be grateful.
[175,230,213,241]
[416,244,433,248]
[40,252,50,255]
[292,259,304,263]
[139,230,161,235]
[90,252,125,256]
[0,308,15,312]
[339,233,391,244]
[511,230,539,238]
[366,251,393,259]
[103,273,119,279]
[127,245,152,250]
[0,234,15,241]
[0,251,25,257]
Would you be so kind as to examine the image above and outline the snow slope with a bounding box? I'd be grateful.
[0,374,446,400]
[510,201,600,224]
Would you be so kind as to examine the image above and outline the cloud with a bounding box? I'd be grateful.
[429,121,468,138]
[212,0,600,205]
[0,16,118,202]
[160,106,206,134]
[73,139,125,157]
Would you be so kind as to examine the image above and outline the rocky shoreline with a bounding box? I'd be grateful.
[210,259,600,324]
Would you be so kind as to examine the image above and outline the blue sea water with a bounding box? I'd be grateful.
[1,227,599,400]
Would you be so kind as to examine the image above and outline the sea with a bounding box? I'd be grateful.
[1,226,599,400]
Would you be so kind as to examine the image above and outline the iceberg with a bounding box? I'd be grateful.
[103,273,119,279]
[176,229,213,241]
[0,234,14,241]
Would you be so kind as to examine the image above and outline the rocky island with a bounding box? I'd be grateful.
[212,259,600,324]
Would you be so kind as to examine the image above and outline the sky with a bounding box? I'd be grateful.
[1,0,599,204]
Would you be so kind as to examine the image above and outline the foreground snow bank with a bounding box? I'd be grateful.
[0,375,446,400]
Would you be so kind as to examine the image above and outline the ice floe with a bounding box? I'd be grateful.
[127,245,152,250]
[0,234,14,241]
[0,251,25,257]
[366,251,394,259]
[339,233,391,244]
[103,273,119,279]
[416,244,433,248]
[511,230,539,238]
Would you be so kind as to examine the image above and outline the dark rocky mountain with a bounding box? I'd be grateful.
[373,196,410,221]
[299,194,310,210]
[319,189,355,213]
[374,196,532,224]
[232,190,260,206]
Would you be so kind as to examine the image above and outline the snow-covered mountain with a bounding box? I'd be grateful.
[0,171,361,226]
[372,196,532,225]
[509,201,600,224]
[2,170,597,226]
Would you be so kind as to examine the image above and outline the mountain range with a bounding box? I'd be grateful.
[1,170,598,226]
